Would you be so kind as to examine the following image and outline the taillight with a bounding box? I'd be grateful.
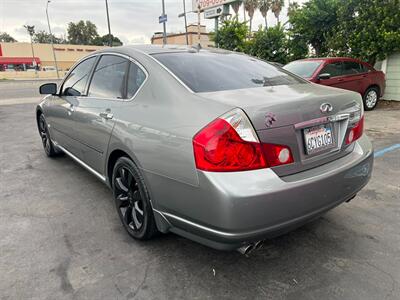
[346,115,364,144]
[193,108,293,172]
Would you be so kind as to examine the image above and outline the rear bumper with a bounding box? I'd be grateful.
[157,135,373,251]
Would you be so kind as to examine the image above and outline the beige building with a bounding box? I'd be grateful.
[0,42,105,71]
[151,25,214,48]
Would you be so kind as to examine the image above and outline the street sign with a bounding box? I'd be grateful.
[192,0,238,12]
[204,5,229,18]
[159,14,167,24]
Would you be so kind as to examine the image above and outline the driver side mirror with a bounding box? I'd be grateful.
[318,73,331,80]
[39,83,58,95]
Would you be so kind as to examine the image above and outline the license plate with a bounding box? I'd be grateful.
[303,123,334,154]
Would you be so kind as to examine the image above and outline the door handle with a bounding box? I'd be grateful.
[337,78,344,82]
[67,104,74,115]
[99,112,114,120]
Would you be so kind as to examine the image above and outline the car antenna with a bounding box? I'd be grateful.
[191,43,202,52]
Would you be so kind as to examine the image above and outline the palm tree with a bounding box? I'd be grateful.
[258,0,271,28]
[231,2,241,19]
[244,0,258,32]
[271,0,284,25]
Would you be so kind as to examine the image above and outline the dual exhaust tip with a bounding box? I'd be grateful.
[237,240,264,255]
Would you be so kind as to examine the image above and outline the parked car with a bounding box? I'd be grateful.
[42,66,57,72]
[36,46,373,254]
[283,57,385,110]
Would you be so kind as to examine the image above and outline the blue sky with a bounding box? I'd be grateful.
[1,0,304,44]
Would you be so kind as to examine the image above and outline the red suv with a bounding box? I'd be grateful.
[283,57,386,110]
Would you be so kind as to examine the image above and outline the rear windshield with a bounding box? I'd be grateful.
[283,60,322,78]
[152,52,304,93]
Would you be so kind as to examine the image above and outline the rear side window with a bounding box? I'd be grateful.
[342,61,362,75]
[88,55,129,99]
[62,56,96,96]
[320,62,343,77]
[127,62,146,98]
[153,52,304,93]
[359,63,369,73]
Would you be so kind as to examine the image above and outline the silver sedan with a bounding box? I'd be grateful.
[36,45,373,254]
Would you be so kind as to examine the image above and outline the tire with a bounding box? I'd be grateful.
[112,157,158,240]
[363,87,379,111]
[38,114,58,157]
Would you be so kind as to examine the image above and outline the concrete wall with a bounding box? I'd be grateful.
[0,42,105,71]
[383,52,400,101]
[151,24,214,47]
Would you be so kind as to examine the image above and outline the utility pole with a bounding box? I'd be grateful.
[161,0,167,45]
[46,1,60,79]
[197,4,201,46]
[24,25,37,76]
[182,0,189,45]
[105,0,112,47]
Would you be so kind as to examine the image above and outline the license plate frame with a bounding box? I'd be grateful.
[303,123,335,155]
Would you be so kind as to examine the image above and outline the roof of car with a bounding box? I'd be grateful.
[299,57,365,63]
[97,44,234,56]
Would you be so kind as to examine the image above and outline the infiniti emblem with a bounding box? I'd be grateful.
[320,102,333,114]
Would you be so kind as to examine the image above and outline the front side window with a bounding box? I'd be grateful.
[126,62,146,98]
[88,55,129,99]
[320,62,343,77]
[153,51,304,93]
[62,56,96,96]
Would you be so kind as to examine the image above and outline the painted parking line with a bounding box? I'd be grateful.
[374,144,400,158]
[0,97,41,106]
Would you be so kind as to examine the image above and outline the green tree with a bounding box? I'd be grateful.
[33,30,66,44]
[288,0,339,56]
[287,1,300,18]
[211,19,249,52]
[258,0,271,28]
[287,32,309,61]
[67,20,99,45]
[93,34,123,46]
[0,32,17,42]
[246,25,289,64]
[328,0,400,65]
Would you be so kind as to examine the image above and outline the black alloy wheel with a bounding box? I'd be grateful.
[38,114,57,157]
[112,157,158,240]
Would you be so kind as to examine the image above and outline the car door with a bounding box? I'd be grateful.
[45,56,97,155]
[72,54,139,174]
[337,61,366,94]
[317,61,346,89]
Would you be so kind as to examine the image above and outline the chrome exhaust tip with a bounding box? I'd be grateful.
[254,240,264,250]
[237,243,254,255]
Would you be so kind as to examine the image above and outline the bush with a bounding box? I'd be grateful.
[211,19,249,52]
[245,25,289,64]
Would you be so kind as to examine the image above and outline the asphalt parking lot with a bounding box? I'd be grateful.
[0,80,399,300]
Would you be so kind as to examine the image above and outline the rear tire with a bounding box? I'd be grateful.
[363,87,379,111]
[112,157,158,240]
[38,114,58,157]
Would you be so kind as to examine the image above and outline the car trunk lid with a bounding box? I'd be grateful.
[199,83,362,176]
